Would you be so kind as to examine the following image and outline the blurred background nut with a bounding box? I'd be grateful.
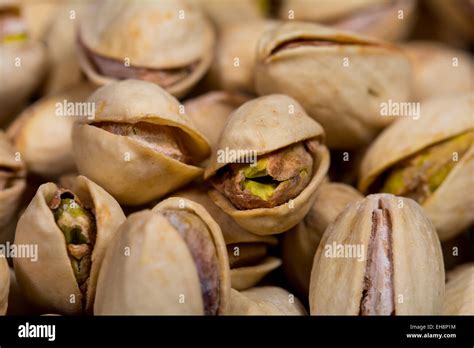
[443,263,474,315]
[172,185,281,290]
[77,0,214,98]
[72,79,211,206]
[95,198,230,315]
[0,255,9,315]
[13,176,126,315]
[403,41,474,101]
[278,0,417,42]
[255,21,413,149]
[226,286,307,315]
[198,0,269,29]
[205,94,329,235]
[359,94,474,241]
[309,194,445,315]
[282,181,363,300]
[7,83,95,178]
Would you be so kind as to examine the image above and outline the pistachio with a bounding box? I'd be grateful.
[197,0,268,28]
[0,255,9,315]
[309,194,445,315]
[443,263,474,315]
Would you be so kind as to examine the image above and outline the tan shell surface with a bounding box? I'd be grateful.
[198,0,265,28]
[13,176,126,314]
[230,256,282,291]
[443,263,474,315]
[255,21,412,149]
[226,286,307,315]
[0,256,9,315]
[94,210,204,315]
[309,194,445,315]
[152,197,231,314]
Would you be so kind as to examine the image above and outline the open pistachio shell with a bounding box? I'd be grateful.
[226,287,307,315]
[205,94,329,235]
[282,181,363,298]
[7,83,95,177]
[230,257,282,291]
[278,0,416,42]
[443,263,474,315]
[255,21,412,149]
[0,256,9,315]
[77,0,214,98]
[309,194,445,315]
[72,79,211,206]
[13,175,126,315]
[359,94,474,241]
[0,131,26,238]
[403,41,474,101]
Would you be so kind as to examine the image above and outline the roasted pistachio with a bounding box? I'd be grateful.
[0,256,9,315]
[205,94,329,235]
[13,176,125,314]
[72,79,211,206]
[77,0,214,98]
[226,287,307,315]
[443,263,474,315]
[359,94,474,241]
[255,21,412,149]
[309,194,445,315]
[94,198,230,315]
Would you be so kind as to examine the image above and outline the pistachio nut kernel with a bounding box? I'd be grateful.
[49,189,96,294]
[381,131,473,204]
[94,121,193,164]
[212,142,313,209]
[0,7,28,44]
[161,209,220,315]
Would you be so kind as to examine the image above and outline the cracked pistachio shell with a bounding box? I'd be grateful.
[72,79,211,206]
[77,0,214,98]
[255,21,412,149]
[205,95,329,235]
[183,91,250,150]
[13,176,126,315]
[95,197,230,314]
[359,94,474,241]
[309,194,445,315]
[171,185,281,290]
[226,287,307,315]
[278,0,416,42]
[7,83,95,177]
[0,256,9,315]
[403,41,474,101]
[0,132,26,233]
[282,181,363,298]
[443,263,474,315]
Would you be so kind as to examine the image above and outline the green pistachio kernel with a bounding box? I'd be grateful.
[243,158,268,178]
[243,179,277,201]
[2,33,27,44]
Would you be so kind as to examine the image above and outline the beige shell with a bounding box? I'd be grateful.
[230,257,282,291]
[72,79,211,206]
[443,263,474,315]
[7,83,95,177]
[13,175,126,315]
[403,41,474,101]
[6,267,39,315]
[205,94,329,235]
[226,286,307,315]
[77,0,214,98]
[282,181,363,298]
[95,197,230,314]
[255,21,412,149]
[0,256,9,315]
[198,0,266,28]
[278,0,416,42]
[309,194,445,315]
[359,93,474,241]
[0,132,26,236]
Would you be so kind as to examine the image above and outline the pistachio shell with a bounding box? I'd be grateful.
[7,83,95,177]
[230,257,282,291]
[205,94,329,235]
[282,182,363,298]
[6,267,39,315]
[72,79,211,205]
[309,194,445,315]
[255,21,412,149]
[198,0,267,28]
[443,263,474,315]
[13,176,126,315]
[226,287,307,315]
[0,256,9,315]
[77,0,214,97]
[359,94,474,240]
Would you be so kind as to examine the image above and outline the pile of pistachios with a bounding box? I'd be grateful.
[0,0,472,316]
